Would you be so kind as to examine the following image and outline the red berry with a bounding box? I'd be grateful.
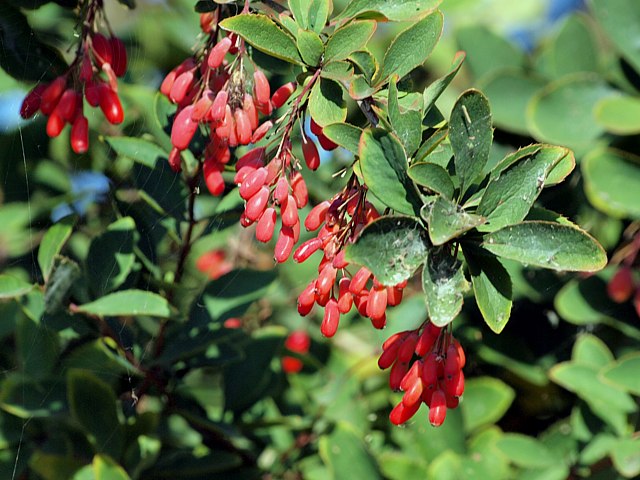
[256,207,277,243]
[349,267,372,295]
[203,157,225,196]
[71,114,89,154]
[429,390,447,426]
[389,400,420,426]
[285,330,311,353]
[234,108,252,145]
[294,238,322,263]
[46,111,65,138]
[304,201,331,231]
[320,298,340,337]
[40,76,66,115]
[99,86,124,124]
[608,267,635,303]
[302,135,320,170]
[192,91,214,121]
[92,33,113,67]
[239,167,268,200]
[337,277,353,314]
[403,376,424,407]
[20,84,46,119]
[282,356,303,374]
[109,36,127,77]
[318,132,338,151]
[271,82,296,109]
[273,177,289,205]
[253,70,271,106]
[389,360,409,391]
[366,286,388,323]
[298,281,316,316]
[290,172,308,208]
[316,264,337,297]
[281,195,299,227]
[245,186,270,222]
[171,105,199,150]
[168,147,182,173]
[274,226,295,263]
[208,37,232,69]
[251,120,273,143]
[56,89,78,123]
[210,90,229,123]
[310,117,323,136]
[169,70,194,104]
[243,94,259,130]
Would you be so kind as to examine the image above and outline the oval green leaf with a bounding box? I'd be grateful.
[308,78,347,127]
[76,290,171,318]
[322,122,362,154]
[461,377,515,433]
[422,250,469,327]
[325,20,376,62]
[408,162,454,199]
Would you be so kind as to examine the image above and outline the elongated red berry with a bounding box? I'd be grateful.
[243,94,259,130]
[403,376,424,407]
[99,86,124,124]
[429,389,447,426]
[337,277,353,314]
[366,286,388,323]
[245,186,270,222]
[305,201,330,231]
[110,36,127,77]
[390,400,420,426]
[71,114,89,154]
[608,267,635,303]
[210,90,229,123]
[350,267,372,295]
[56,89,78,122]
[253,69,271,106]
[170,71,194,104]
[298,281,316,316]
[310,117,323,136]
[92,33,113,67]
[203,157,225,196]
[294,238,322,263]
[281,195,299,227]
[290,172,308,208]
[171,105,198,150]
[275,226,295,263]
[234,108,252,145]
[46,112,64,138]
[271,82,296,109]
[20,84,46,119]
[40,76,66,115]
[302,135,320,170]
[318,133,338,151]
[208,37,232,69]
[251,120,272,143]
[239,167,268,200]
[256,207,277,243]
[389,360,409,391]
[320,298,340,337]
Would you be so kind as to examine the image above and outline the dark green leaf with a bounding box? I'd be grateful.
[483,221,607,272]
[425,196,485,245]
[68,370,124,459]
[195,0,216,13]
[349,50,378,82]
[422,249,469,326]
[44,256,81,314]
[16,316,59,378]
[38,217,74,283]
[408,162,454,199]
[491,144,574,188]
[335,0,441,22]
[0,274,33,299]
[388,76,423,155]
[321,60,354,83]
[322,123,362,154]
[461,377,515,432]
[220,14,303,65]
[376,11,443,84]
[319,422,382,480]
[308,78,347,127]
[359,128,422,215]
[297,29,323,66]
[76,290,171,318]
[105,136,168,169]
[423,51,465,116]
[464,249,512,333]
[449,89,493,195]
[325,20,376,62]
[0,376,67,418]
[344,216,430,286]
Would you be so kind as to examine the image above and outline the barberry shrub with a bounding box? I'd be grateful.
[0,0,637,478]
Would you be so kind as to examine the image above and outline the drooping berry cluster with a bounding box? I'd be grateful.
[282,330,311,373]
[607,224,640,316]
[294,175,406,337]
[379,322,465,427]
[160,9,283,195]
[20,0,126,154]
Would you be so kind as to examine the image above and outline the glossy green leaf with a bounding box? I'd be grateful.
[595,96,640,135]
[376,11,443,83]
[38,216,74,283]
[491,144,574,187]
[0,274,33,299]
[527,75,613,152]
[325,20,376,62]
[611,437,640,478]
[423,51,465,116]
[308,78,347,127]
[482,221,607,272]
[462,377,515,432]
[335,0,441,22]
[359,128,421,215]
[297,29,323,66]
[220,14,303,65]
[76,290,171,318]
[456,25,525,81]
[408,162,454,199]
[388,77,422,155]
[495,434,562,469]
[345,216,430,286]
[583,148,640,219]
[422,250,469,327]
[319,422,382,480]
[105,136,168,168]
[479,70,546,135]
[572,334,614,369]
[87,217,137,297]
[601,354,640,395]
[68,370,124,459]
[425,196,485,245]
[450,89,493,195]
[464,250,512,333]
[590,0,640,72]
[322,122,362,154]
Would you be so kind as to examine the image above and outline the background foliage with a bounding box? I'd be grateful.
[0,0,639,479]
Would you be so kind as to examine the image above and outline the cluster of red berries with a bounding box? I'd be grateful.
[293,177,406,337]
[161,10,298,197]
[379,322,465,427]
[20,0,126,154]
[282,330,311,373]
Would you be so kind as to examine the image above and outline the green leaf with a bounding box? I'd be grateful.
[408,162,454,199]
[526,75,614,152]
[344,216,430,286]
[425,196,485,245]
[358,127,422,216]
[583,148,640,220]
[479,70,546,136]
[87,217,137,297]
[68,370,124,459]
[44,256,81,314]
[321,60,354,83]
[482,221,607,272]
[455,25,525,81]
[319,422,382,480]
[478,147,575,231]
[595,96,640,135]
[611,437,640,478]
[461,377,515,433]
[308,78,347,127]
[423,51,465,116]
[376,11,443,84]
[297,29,323,66]
[572,334,614,369]
[73,455,132,480]
[349,50,378,82]
[0,4,68,81]
[335,0,441,22]
[0,376,67,418]
[388,77,423,155]
[322,122,362,154]
[495,434,562,469]
[601,354,640,396]
[288,0,308,29]
[464,250,512,333]
[308,0,332,33]
[38,217,74,283]
[325,20,376,62]
[195,0,217,13]
[348,74,376,100]
[76,290,171,318]
[105,136,167,168]
[0,274,33,299]
[491,144,575,187]
[422,249,469,327]
[449,89,493,195]
[220,14,303,65]
[16,316,59,378]
[590,0,640,72]
[29,451,84,480]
